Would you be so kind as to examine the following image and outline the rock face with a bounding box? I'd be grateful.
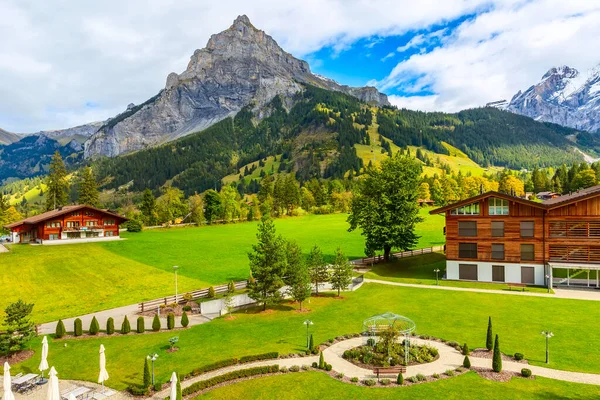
[31,121,104,139]
[507,65,600,133]
[84,15,389,158]
[0,128,21,145]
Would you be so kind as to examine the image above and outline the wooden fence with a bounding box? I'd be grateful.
[353,245,445,266]
[139,280,248,312]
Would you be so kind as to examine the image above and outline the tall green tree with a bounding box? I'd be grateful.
[486,317,493,351]
[187,194,204,225]
[140,189,157,226]
[143,358,151,388]
[285,240,311,311]
[329,247,353,296]
[348,153,423,261]
[203,190,222,225]
[156,187,186,224]
[307,245,328,295]
[78,167,99,207]
[0,300,35,355]
[247,215,287,310]
[492,334,502,372]
[45,151,69,211]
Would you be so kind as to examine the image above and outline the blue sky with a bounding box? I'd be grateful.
[0,1,599,132]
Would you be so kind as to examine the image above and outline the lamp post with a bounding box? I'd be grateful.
[541,331,553,364]
[147,353,158,385]
[545,274,550,294]
[173,266,179,304]
[303,320,313,348]
[434,269,440,285]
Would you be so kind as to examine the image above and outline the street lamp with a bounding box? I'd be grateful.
[303,320,313,348]
[147,353,159,385]
[434,269,440,285]
[173,266,179,304]
[545,274,551,294]
[541,331,554,364]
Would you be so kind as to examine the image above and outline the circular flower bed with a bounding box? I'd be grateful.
[343,341,439,368]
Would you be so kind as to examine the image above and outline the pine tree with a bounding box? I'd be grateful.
[106,317,115,335]
[307,245,329,296]
[486,317,493,351]
[137,316,145,333]
[492,334,502,372]
[152,314,161,331]
[89,316,100,335]
[285,240,311,311]
[0,300,36,354]
[45,151,69,211]
[78,167,99,206]
[329,247,353,296]
[247,215,287,310]
[140,189,157,226]
[143,358,151,388]
[121,316,131,334]
[55,319,66,338]
[463,355,471,368]
[181,312,189,328]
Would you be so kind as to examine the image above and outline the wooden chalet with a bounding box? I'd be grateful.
[4,205,128,245]
[430,186,600,288]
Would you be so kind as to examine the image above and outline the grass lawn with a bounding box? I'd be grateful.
[14,283,600,389]
[0,210,445,323]
[363,253,551,293]
[198,371,600,399]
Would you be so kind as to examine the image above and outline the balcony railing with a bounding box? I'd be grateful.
[549,245,600,264]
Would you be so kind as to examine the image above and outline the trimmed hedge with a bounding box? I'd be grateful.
[137,317,145,333]
[55,319,66,338]
[106,318,115,335]
[239,352,278,364]
[182,365,278,396]
[181,312,189,328]
[152,314,161,332]
[167,313,175,330]
[514,352,524,361]
[121,316,131,334]
[187,358,239,379]
[463,355,471,368]
[521,368,532,378]
[74,318,83,337]
[89,316,100,335]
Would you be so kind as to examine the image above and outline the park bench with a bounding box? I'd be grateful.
[508,283,527,291]
[373,366,406,380]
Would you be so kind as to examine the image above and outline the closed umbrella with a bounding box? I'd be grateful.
[47,367,60,400]
[3,362,15,400]
[39,336,49,383]
[169,372,177,400]
[98,344,109,392]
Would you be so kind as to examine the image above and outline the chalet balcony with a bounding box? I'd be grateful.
[63,225,107,232]
[549,245,600,264]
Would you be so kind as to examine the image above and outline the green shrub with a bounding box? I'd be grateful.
[380,378,391,385]
[309,334,314,351]
[280,366,288,373]
[167,313,175,330]
[336,372,344,379]
[182,366,279,396]
[319,351,325,369]
[106,317,114,335]
[182,305,192,312]
[463,355,471,368]
[521,368,532,378]
[514,352,524,361]
[447,341,459,348]
[188,358,239,377]
[445,369,455,377]
[137,317,145,333]
[125,220,143,232]
[289,365,300,372]
[362,379,376,386]
[416,373,426,381]
[408,376,418,383]
[127,385,149,396]
[462,343,469,355]
[89,317,100,335]
[239,352,278,363]
[366,338,376,347]
[208,286,216,298]
[492,334,502,372]
[325,363,332,371]
[74,318,83,337]
[311,362,318,368]
[176,373,182,400]
[432,373,440,379]
[121,316,131,334]
[486,316,493,351]
[143,358,151,388]
[397,372,404,385]
[152,314,161,331]
[181,312,189,328]
[55,319,66,338]
[153,381,162,392]
[228,281,235,293]
[351,377,359,383]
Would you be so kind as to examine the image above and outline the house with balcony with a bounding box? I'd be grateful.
[430,186,600,289]
[4,205,128,245]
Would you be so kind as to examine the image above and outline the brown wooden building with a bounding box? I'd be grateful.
[431,186,600,288]
[4,205,128,245]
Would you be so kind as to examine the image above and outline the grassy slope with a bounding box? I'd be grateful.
[8,183,47,205]
[15,283,600,389]
[0,209,445,323]
[410,142,503,177]
[221,155,281,184]
[198,371,600,399]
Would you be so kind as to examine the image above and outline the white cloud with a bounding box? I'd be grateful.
[378,0,600,112]
[397,34,426,53]
[380,52,395,62]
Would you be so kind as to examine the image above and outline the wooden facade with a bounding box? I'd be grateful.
[4,205,127,244]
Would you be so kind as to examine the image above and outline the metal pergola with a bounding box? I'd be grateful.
[362,312,416,365]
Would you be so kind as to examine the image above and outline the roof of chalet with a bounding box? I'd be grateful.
[4,205,128,229]
[430,185,600,214]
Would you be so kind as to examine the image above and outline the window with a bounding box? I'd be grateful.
[491,244,505,260]
[521,267,535,284]
[459,264,478,280]
[520,221,535,238]
[86,221,98,227]
[71,212,81,217]
[450,202,480,215]
[106,231,114,237]
[66,221,80,228]
[459,243,478,259]
[45,221,60,228]
[87,231,99,238]
[488,198,509,215]
[67,232,80,239]
[492,265,505,282]
[491,221,505,237]
[458,221,477,237]
[85,211,95,216]
[104,219,115,226]
[48,234,59,240]
[521,244,535,261]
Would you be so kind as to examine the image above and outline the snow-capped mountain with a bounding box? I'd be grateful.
[506,65,600,133]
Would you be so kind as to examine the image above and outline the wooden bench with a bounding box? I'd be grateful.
[508,283,527,291]
[373,366,406,380]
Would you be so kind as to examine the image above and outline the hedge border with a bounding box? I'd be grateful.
[179,365,279,397]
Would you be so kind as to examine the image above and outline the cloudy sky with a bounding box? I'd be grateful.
[1,0,599,132]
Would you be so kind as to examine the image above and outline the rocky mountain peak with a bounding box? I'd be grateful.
[542,65,579,81]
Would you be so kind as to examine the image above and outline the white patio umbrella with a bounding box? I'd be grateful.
[3,362,15,400]
[68,393,77,400]
[169,372,177,400]
[98,344,109,392]
[47,367,60,400]
[39,336,49,382]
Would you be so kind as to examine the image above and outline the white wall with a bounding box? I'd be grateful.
[42,236,122,245]
[446,260,545,285]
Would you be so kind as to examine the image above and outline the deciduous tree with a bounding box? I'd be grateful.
[285,240,311,311]
[329,248,353,296]
[307,245,328,295]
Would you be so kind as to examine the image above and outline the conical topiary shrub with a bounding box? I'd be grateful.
[181,312,189,328]
[319,351,325,369]
[143,358,151,388]
[492,334,502,372]
[89,316,100,335]
[463,355,471,368]
[176,373,182,400]
[137,316,145,333]
[55,319,66,338]
[309,334,314,351]
[397,372,404,385]
[152,314,161,331]
[121,316,131,334]
[462,343,469,356]
[106,317,115,335]
[74,318,83,337]
[167,313,175,330]
[486,317,493,351]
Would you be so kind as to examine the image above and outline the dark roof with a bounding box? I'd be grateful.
[4,205,128,229]
[430,191,544,215]
[542,186,600,208]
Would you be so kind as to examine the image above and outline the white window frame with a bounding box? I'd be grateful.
[489,198,509,215]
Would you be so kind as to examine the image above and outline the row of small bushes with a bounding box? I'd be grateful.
[239,352,279,363]
[184,352,279,379]
[181,365,279,396]
[55,313,190,338]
